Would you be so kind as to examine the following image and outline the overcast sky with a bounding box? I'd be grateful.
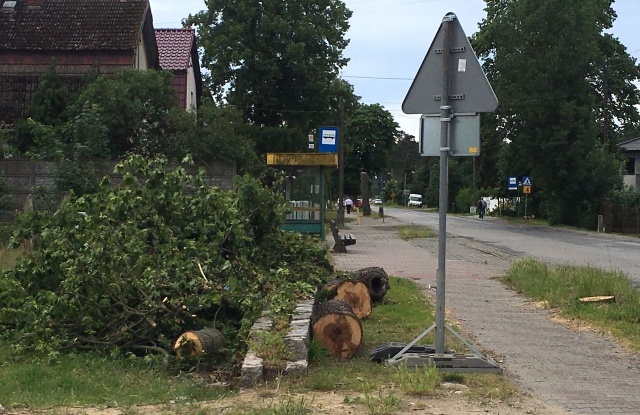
[150,0,640,140]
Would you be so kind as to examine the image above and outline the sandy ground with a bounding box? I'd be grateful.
[2,387,570,415]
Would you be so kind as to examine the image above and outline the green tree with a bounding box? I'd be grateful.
[473,0,633,226]
[185,0,352,150]
[587,33,640,151]
[30,58,69,126]
[70,70,180,157]
[344,104,399,196]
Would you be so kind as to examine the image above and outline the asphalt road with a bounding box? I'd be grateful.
[384,207,640,287]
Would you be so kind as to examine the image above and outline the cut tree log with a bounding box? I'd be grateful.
[311,299,363,359]
[353,267,390,302]
[579,295,615,304]
[323,279,372,319]
[173,327,226,358]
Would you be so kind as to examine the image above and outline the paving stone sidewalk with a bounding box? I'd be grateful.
[330,215,640,415]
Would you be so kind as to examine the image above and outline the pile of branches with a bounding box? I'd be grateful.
[0,155,331,356]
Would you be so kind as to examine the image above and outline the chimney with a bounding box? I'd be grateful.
[26,0,42,8]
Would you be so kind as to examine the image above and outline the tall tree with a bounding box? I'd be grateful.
[344,104,399,196]
[586,33,640,151]
[185,0,352,148]
[30,58,69,126]
[472,0,634,226]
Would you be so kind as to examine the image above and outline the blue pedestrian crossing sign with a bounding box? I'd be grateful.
[522,176,532,186]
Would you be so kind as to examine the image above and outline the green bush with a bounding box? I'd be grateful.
[0,155,331,359]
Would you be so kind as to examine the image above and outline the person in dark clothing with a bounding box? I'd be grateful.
[477,199,485,219]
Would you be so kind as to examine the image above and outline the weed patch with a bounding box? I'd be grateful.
[501,258,640,350]
[398,225,435,240]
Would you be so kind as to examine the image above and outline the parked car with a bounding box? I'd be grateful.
[408,193,423,207]
[373,198,383,205]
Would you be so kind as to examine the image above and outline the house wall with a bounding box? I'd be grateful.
[622,150,640,188]
[0,50,136,124]
[186,55,197,112]
[135,32,148,70]
[171,72,188,110]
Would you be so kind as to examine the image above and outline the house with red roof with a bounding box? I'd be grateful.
[0,0,159,126]
[155,28,202,112]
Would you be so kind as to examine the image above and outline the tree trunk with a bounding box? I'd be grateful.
[353,267,390,302]
[173,327,226,358]
[311,299,362,359]
[324,279,371,319]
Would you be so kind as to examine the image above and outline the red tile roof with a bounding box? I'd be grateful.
[155,28,195,71]
[0,0,152,50]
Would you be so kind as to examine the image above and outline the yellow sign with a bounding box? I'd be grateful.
[266,153,338,167]
[523,185,531,194]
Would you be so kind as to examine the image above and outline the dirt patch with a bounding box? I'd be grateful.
[3,388,570,415]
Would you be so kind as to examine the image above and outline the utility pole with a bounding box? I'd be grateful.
[337,97,345,225]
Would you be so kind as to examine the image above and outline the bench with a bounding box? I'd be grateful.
[327,219,356,253]
[342,233,356,246]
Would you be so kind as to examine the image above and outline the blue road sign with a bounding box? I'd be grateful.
[318,126,338,153]
[522,176,532,186]
[508,176,517,190]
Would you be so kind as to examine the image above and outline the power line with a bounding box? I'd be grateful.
[342,75,413,80]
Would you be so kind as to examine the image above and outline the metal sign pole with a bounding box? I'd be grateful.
[435,14,452,355]
[383,11,502,373]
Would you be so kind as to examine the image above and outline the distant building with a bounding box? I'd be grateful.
[617,137,640,188]
[155,28,202,112]
[0,0,159,126]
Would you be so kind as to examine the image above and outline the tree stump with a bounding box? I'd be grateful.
[311,299,363,359]
[173,327,226,358]
[324,279,372,319]
[353,267,390,302]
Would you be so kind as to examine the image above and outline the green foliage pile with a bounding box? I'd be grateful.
[0,156,331,357]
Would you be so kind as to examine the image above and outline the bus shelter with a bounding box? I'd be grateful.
[266,153,338,238]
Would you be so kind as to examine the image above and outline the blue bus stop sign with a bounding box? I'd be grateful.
[318,126,338,153]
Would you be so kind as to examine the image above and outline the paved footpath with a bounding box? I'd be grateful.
[331,215,640,415]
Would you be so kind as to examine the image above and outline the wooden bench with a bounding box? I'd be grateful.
[327,219,356,253]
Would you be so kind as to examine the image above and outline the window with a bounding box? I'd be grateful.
[625,157,635,175]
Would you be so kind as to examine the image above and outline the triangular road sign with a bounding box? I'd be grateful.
[402,12,498,115]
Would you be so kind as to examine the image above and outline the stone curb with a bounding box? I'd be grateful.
[239,299,314,387]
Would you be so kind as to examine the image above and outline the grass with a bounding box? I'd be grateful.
[0,348,230,408]
[398,225,435,239]
[501,257,640,350]
[0,243,511,413]
[291,277,511,405]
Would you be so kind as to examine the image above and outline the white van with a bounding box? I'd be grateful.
[408,193,423,207]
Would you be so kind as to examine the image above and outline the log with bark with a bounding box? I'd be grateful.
[311,299,363,359]
[323,278,372,319]
[173,327,226,358]
[353,267,390,302]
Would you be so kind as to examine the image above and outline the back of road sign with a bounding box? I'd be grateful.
[402,13,498,115]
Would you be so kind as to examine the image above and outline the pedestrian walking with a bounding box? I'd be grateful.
[345,197,353,214]
[477,199,485,219]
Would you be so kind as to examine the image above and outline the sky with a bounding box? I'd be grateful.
[149,0,640,140]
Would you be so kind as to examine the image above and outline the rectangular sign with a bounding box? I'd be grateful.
[523,185,531,194]
[508,177,517,190]
[318,126,338,153]
[420,114,480,157]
